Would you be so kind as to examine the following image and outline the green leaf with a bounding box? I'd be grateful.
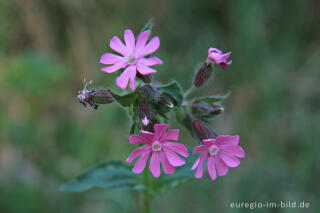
[159,81,184,106]
[194,91,231,104]
[109,90,138,107]
[140,17,154,33]
[60,161,143,192]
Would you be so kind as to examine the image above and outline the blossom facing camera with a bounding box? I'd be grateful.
[126,124,189,177]
[207,47,232,70]
[100,29,163,91]
[191,135,244,181]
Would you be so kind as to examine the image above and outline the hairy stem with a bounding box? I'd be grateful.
[141,170,153,213]
[184,86,195,99]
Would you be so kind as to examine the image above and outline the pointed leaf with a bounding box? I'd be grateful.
[194,91,231,105]
[158,81,184,106]
[60,161,143,192]
[109,90,138,107]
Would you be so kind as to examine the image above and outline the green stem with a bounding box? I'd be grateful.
[142,191,153,213]
[141,170,154,213]
[184,86,195,99]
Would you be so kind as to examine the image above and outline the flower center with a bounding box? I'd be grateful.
[208,145,219,156]
[127,54,136,64]
[152,141,162,152]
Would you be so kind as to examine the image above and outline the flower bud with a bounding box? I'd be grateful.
[210,104,224,114]
[192,120,217,141]
[138,102,150,123]
[138,84,160,102]
[191,101,224,119]
[193,62,213,88]
[137,72,152,83]
[159,95,174,109]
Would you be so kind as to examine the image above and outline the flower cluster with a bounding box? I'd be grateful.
[127,123,244,181]
[79,23,244,182]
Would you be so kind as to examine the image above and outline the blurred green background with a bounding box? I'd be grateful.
[0,0,319,212]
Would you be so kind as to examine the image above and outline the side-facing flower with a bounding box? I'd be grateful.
[191,135,244,181]
[77,80,113,109]
[207,47,232,70]
[100,29,163,91]
[126,124,189,177]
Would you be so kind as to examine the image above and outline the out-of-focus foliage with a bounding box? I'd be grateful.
[0,0,319,212]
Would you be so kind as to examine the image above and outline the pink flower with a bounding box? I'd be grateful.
[100,29,163,91]
[126,124,189,178]
[207,47,232,70]
[191,135,244,181]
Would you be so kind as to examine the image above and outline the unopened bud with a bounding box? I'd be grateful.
[137,72,152,83]
[193,62,213,88]
[192,120,217,141]
[159,95,174,109]
[191,101,224,119]
[138,102,150,122]
[210,104,224,114]
[138,85,160,102]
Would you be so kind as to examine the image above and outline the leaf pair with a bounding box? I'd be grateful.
[60,151,200,194]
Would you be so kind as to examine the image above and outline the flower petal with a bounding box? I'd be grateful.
[192,145,207,155]
[191,157,200,170]
[149,152,161,178]
[214,155,229,176]
[124,29,135,53]
[101,62,126,73]
[160,151,175,174]
[129,66,137,91]
[136,63,157,75]
[132,151,151,174]
[165,149,185,166]
[207,156,217,180]
[162,129,179,141]
[208,47,222,54]
[154,124,168,141]
[116,65,136,90]
[195,151,208,178]
[163,142,189,157]
[129,134,149,144]
[126,145,150,163]
[202,139,214,146]
[139,130,154,142]
[138,57,163,66]
[100,53,124,65]
[220,145,245,158]
[221,52,232,60]
[136,36,160,58]
[135,30,150,51]
[110,36,128,56]
[219,153,240,168]
[215,135,239,146]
